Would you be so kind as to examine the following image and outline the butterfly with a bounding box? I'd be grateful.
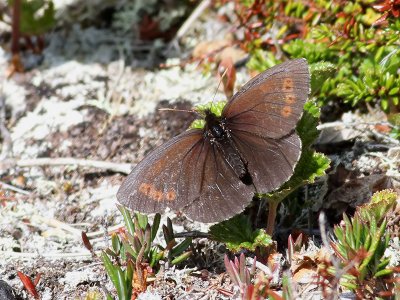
[117,59,310,223]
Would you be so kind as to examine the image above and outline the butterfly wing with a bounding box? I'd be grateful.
[117,129,254,223]
[230,130,301,192]
[223,58,310,192]
[223,58,310,139]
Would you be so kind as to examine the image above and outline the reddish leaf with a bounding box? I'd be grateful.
[373,12,389,26]
[246,284,255,298]
[268,290,283,300]
[33,273,42,286]
[81,231,93,252]
[392,7,400,17]
[378,291,394,297]
[373,1,392,12]
[218,56,236,99]
[17,271,40,299]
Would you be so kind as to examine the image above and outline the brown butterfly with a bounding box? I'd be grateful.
[117,59,310,223]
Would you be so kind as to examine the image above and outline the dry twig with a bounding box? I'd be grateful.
[1,157,132,174]
[0,180,30,195]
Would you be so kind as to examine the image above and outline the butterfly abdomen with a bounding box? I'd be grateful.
[215,136,253,186]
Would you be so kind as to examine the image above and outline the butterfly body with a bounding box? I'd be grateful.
[118,59,310,223]
[204,109,252,186]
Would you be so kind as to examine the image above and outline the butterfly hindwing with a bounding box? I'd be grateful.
[230,130,301,192]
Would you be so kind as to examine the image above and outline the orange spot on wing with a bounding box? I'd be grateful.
[285,94,296,104]
[281,106,292,117]
[166,190,176,201]
[139,183,152,196]
[139,183,163,201]
[283,78,294,92]
[150,190,163,201]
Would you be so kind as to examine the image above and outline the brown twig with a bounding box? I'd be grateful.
[11,0,20,56]
[175,0,211,40]
[266,201,279,236]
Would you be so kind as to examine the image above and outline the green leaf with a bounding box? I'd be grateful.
[151,213,161,242]
[310,61,336,95]
[120,233,137,258]
[9,0,56,35]
[101,251,117,282]
[381,100,389,111]
[171,238,192,257]
[209,215,273,252]
[370,190,397,205]
[111,233,121,255]
[118,206,135,237]
[101,251,130,300]
[297,101,320,149]
[135,213,148,230]
[149,248,165,267]
[125,261,134,299]
[171,250,193,265]
[115,266,129,300]
[246,49,281,72]
[374,268,393,277]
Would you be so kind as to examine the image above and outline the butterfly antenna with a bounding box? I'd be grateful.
[211,67,229,103]
[158,107,197,114]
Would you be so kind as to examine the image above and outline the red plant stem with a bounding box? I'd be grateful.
[266,201,279,236]
[11,0,21,55]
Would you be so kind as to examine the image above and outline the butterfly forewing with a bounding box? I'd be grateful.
[223,58,310,139]
[117,129,254,222]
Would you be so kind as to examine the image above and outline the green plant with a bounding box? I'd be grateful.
[7,0,55,36]
[100,206,192,299]
[215,0,400,114]
[336,49,400,111]
[161,217,193,265]
[224,253,282,300]
[287,233,304,266]
[330,189,398,298]
[209,214,273,252]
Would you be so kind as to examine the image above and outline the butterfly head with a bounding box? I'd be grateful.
[204,108,222,133]
[190,100,227,130]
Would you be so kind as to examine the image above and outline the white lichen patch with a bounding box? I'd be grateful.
[2,79,28,120]
[59,269,102,288]
[11,97,85,157]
